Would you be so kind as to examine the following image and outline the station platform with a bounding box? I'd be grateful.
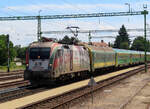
[0,66,140,109]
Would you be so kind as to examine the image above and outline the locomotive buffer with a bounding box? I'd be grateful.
[88,77,97,105]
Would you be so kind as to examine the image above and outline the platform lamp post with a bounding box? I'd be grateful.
[142,5,148,72]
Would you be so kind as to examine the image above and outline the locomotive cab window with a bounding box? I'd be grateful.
[29,47,50,59]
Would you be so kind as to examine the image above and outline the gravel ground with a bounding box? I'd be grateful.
[125,78,150,109]
[71,70,150,109]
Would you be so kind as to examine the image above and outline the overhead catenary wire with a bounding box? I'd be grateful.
[61,0,116,29]
[42,28,150,34]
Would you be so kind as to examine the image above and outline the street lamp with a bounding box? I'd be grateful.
[125,3,130,12]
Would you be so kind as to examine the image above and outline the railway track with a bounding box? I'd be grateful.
[0,74,24,82]
[0,85,46,103]
[0,70,24,83]
[0,72,23,77]
[18,65,150,109]
[0,70,24,73]
[0,80,30,89]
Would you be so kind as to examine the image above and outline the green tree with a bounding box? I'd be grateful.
[0,35,17,65]
[114,25,131,49]
[70,37,79,44]
[131,36,150,51]
[108,42,114,47]
[14,45,27,60]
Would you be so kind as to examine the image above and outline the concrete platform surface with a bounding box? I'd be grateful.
[0,66,139,109]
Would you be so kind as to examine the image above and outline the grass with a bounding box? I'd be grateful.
[0,62,25,72]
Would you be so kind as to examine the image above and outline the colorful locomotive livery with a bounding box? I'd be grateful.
[24,41,150,84]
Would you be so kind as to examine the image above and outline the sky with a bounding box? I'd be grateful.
[0,0,150,46]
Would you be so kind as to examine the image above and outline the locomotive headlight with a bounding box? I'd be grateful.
[48,64,52,70]
[49,64,52,67]
[26,64,29,70]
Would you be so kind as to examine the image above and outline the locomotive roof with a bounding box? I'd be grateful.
[29,42,54,48]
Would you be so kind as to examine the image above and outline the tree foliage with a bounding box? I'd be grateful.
[114,25,131,49]
[14,45,27,60]
[131,36,150,51]
[0,35,16,65]
[58,35,79,44]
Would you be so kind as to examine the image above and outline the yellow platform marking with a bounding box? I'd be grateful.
[0,66,140,109]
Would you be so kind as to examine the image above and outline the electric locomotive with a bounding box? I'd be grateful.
[24,41,91,84]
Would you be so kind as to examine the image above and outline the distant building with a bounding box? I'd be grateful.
[92,40,108,47]
[80,40,109,47]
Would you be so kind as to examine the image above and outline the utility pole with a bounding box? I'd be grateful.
[88,31,92,44]
[142,5,148,72]
[7,34,10,72]
[37,16,41,41]
[37,10,42,42]
[125,3,131,12]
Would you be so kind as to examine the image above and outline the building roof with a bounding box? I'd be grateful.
[92,42,108,47]
[80,40,108,47]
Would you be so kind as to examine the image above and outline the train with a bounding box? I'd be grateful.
[24,39,150,85]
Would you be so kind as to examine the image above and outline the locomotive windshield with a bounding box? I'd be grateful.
[29,47,50,59]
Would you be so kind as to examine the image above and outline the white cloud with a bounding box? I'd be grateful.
[0,21,37,46]
[4,3,125,13]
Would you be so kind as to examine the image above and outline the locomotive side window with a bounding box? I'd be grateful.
[29,47,50,59]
